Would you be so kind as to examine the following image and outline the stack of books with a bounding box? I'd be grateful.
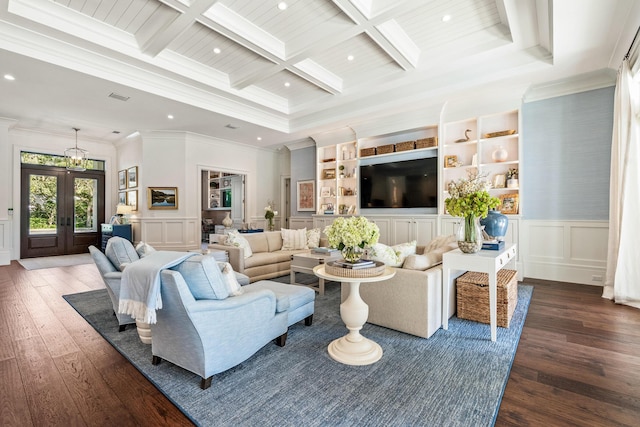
[313,247,339,254]
[334,259,376,269]
[482,240,505,250]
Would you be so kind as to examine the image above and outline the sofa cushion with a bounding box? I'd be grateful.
[368,241,417,267]
[282,228,308,250]
[266,231,283,252]
[105,237,139,271]
[218,262,244,296]
[245,233,269,253]
[243,250,306,269]
[224,231,253,259]
[402,236,458,271]
[306,228,321,248]
[171,255,229,300]
[135,241,156,258]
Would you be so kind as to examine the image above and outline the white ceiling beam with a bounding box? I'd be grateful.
[137,0,217,57]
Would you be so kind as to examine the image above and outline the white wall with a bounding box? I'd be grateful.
[131,131,285,249]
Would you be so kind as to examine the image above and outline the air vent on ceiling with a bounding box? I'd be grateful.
[108,92,130,101]
[112,130,121,134]
[225,124,239,129]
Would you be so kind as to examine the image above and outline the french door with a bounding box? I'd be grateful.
[21,165,105,258]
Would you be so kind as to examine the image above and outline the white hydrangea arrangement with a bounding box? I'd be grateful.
[445,171,499,218]
[324,216,380,255]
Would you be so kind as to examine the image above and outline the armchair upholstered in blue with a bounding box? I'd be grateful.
[151,269,290,389]
[89,245,136,331]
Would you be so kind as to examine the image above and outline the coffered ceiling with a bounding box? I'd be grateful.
[0,0,638,146]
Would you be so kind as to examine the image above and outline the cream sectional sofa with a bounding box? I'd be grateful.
[209,231,309,282]
[341,243,465,339]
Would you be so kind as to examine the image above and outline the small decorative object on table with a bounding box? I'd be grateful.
[264,201,278,231]
[480,209,509,241]
[324,216,380,263]
[506,168,519,189]
[492,145,508,162]
[445,171,500,253]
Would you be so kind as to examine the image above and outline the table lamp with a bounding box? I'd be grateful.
[116,204,132,224]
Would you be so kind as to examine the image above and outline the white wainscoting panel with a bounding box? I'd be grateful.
[140,217,199,250]
[521,220,608,285]
[0,220,11,265]
[289,216,313,230]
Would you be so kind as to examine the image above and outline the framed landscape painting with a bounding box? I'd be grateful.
[148,187,178,210]
[127,190,138,211]
[118,170,127,190]
[127,166,138,188]
[297,180,315,211]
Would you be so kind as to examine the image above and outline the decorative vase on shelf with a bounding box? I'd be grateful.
[492,146,508,162]
[222,212,233,228]
[507,178,519,188]
[480,209,509,241]
[456,215,483,253]
[268,218,274,231]
[341,246,363,263]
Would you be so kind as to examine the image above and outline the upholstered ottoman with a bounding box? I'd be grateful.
[245,281,315,327]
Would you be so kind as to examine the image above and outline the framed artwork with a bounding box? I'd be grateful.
[127,166,138,188]
[118,191,127,205]
[320,186,331,197]
[148,187,178,210]
[127,190,138,211]
[499,193,519,214]
[444,155,458,168]
[493,173,506,189]
[323,168,336,179]
[297,180,315,211]
[118,170,127,190]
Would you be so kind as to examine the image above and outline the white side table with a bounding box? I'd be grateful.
[442,243,517,342]
[313,265,395,365]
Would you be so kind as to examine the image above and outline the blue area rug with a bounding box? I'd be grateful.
[64,275,532,427]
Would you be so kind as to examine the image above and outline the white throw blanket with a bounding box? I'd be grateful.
[118,251,195,324]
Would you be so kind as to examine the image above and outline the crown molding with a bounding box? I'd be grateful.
[523,68,617,103]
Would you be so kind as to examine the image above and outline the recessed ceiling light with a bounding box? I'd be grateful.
[213,47,221,54]
[284,82,291,87]
[278,2,287,10]
[167,114,174,119]
[257,137,262,141]
[442,15,451,22]
[4,74,15,81]
[347,55,354,61]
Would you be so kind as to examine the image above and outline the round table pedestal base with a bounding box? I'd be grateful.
[328,335,382,366]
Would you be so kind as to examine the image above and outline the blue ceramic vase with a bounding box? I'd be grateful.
[480,210,509,241]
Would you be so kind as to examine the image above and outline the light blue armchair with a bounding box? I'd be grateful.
[151,269,291,389]
[89,245,136,331]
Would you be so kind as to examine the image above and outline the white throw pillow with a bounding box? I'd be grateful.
[218,262,244,296]
[281,228,308,250]
[306,228,321,248]
[224,230,253,259]
[424,235,456,252]
[135,241,156,258]
[368,241,417,267]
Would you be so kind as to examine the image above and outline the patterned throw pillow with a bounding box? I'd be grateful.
[218,262,244,296]
[135,241,156,258]
[281,228,308,250]
[306,228,321,248]
[368,241,417,267]
[224,230,253,259]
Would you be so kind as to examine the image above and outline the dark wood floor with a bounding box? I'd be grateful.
[1,261,639,426]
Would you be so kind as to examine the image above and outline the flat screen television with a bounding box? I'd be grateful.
[359,157,438,211]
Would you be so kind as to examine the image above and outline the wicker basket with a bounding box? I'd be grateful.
[456,269,518,328]
[360,147,376,157]
[376,144,395,155]
[395,140,415,152]
[325,261,385,278]
[416,137,438,148]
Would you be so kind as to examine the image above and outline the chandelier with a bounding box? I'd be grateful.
[65,127,88,171]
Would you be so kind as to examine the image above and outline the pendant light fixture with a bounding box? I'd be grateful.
[65,127,88,171]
